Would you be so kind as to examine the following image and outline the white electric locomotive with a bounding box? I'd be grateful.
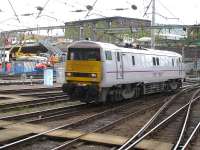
[62,40,185,103]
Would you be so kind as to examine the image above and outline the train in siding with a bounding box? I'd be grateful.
[62,40,185,103]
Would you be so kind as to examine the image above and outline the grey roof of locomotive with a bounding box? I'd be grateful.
[68,40,181,57]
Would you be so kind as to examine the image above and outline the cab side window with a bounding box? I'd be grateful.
[105,51,112,60]
[156,57,159,66]
[152,57,156,66]
[152,57,159,66]
[132,56,135,65]
[117,52,120,61]
[172,58,174,67]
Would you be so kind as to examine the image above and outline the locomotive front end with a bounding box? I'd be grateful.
[62,41,102,103]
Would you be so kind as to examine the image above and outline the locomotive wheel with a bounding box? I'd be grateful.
[169,81,178,91]
[122,85,135,99]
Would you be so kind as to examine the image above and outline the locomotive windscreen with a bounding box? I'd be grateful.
[68,48,100,61]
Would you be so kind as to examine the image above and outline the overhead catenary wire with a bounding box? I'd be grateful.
[53,0,103,18]
[143,0,152,17]
[7,0,20,23]
[85,0,98,18]
[157,0,178,19]
[157,0,184,24]
[36,0,51,18]
[0,0,192,31]
[143,0,180,22]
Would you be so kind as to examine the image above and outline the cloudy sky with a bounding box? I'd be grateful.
[0,0,199,31]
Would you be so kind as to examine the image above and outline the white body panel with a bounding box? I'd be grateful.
[94,42,184,88]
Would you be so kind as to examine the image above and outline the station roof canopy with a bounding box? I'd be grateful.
[1,40,63,55]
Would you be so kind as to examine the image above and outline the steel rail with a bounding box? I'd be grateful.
[123,95,200,150]
[24,96,156,124]
[0,103,86,124]
[0,121,72,150]
[0,95,68,111]
[0,98,142,128]
[0,85,196,149]
[173,89,200,150]
[0,97,160,149]
[0,87,61,94]
[181,122,200,150]
[28,110,81,123]
[50,101,163,150]
[118,86,197,150]
[0,98,69,112]
[18,91,64,97]
[0,85,193,112]
[0,97,146,128]
[0,103,98,130]
[117,88,187,150]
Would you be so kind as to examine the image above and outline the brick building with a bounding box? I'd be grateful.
[65,16,151,43]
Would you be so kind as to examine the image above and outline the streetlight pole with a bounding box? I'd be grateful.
[151,0,155,49]
[0,30,3,63]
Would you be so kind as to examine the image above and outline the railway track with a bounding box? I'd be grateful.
[182,121,200,150]
[17,91,66,98]
[0,98,144,126]
[0,87,66,110]
[174,90,200,150]
[0,92,170,150]
[0,87,61,94]
[0,95,69,112]
[117,85,200,150]
[0,102,89,124]
[49,97,166,150]
[0,85,198,150]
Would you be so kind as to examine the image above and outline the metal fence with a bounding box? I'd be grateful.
[0,61,37,75]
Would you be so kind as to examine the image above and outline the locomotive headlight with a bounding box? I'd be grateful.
[66,72,72,77]
[91,73,97,78]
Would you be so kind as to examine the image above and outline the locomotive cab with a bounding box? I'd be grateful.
[62,41,103,103]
